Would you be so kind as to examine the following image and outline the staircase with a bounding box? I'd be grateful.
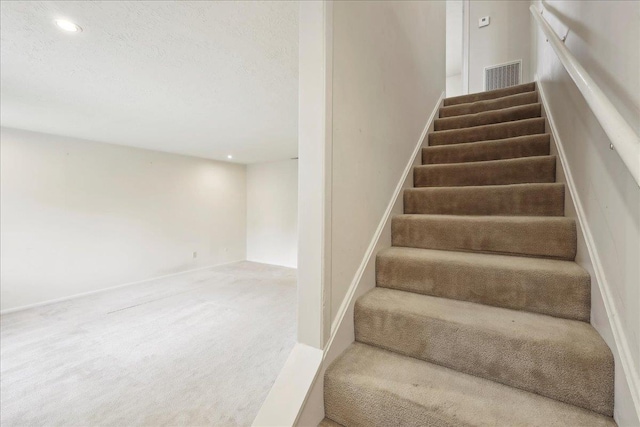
[320,83,616,426]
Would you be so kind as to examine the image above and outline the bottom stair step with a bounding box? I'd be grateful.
[324,342,615,427]
[355,288,613,415]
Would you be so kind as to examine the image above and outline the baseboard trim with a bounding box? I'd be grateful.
[0,260,242,315]
[537,81,640,421]
[327,91,445,340]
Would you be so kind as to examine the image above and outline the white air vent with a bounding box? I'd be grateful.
[484,60,522,91]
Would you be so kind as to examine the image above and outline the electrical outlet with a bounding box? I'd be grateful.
[193,251,197,259]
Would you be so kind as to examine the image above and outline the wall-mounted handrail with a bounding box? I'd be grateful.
[530,5,640,187]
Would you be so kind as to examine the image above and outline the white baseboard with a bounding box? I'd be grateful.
[296,92,445,426]
[537,81,640,423]
[0,260,242,316]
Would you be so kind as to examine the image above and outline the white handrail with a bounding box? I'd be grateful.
[530,5,640,187]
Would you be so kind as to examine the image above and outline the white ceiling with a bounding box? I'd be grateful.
[0,1,299,164]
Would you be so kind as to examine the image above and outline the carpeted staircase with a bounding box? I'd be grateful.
[319,83,616,427]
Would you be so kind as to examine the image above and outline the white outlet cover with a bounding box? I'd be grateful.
[479,16,490,28]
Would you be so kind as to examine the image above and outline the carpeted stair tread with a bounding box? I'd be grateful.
[355,288,613,415]
[376,246,590,321]
[422,134,550,164]
[391,214,576,260]
[443,82,536,106]
[429,117,545,146]
[318,418,343,427]
[324,342,616,427]
[414,156,556,187]
[434,103,541,131]
[439,91,539,118]
[404,183,564,216]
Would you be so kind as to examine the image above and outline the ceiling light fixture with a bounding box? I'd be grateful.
[227,155,233,159]
[55,19,82,33]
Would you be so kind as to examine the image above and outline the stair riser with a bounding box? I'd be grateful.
[439,91,539,118]
[414,156,556,187]
[422,135,550,164]
[376,252,590,321]
[404,184,564,216]
[444,82,536,106]
[355,300,614,416]
[429,118,545,146]
[434,104,541,131]
[391,216,577,260]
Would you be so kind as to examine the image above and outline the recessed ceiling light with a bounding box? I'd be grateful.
[55,19,82,33]
[227,155,233,159]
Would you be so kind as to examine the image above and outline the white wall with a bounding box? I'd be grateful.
[330,1,446,325]
[530,1,640,424]
[468,1,532,93]
[246,159,298,268]
[0,127,247,312]
[446,73,463,97]
[446,0,464,97]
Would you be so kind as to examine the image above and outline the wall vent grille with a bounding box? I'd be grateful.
[484,60,522,91]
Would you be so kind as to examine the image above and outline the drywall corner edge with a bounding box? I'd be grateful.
[537,80,640,425]
[297,0,333,350]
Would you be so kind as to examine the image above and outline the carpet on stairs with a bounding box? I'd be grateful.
[321,82,616,427]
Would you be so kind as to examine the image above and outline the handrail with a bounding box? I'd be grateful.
[530,5,640,187]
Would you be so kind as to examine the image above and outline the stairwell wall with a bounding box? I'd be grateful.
[329,0,446,327]
[530,1,640,424]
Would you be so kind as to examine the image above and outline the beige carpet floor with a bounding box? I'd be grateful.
[1,261,296,427]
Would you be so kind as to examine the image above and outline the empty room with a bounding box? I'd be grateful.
[0,1,298,425]
[3,1,639,426]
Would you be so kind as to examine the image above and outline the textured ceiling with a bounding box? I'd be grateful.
[0,1,298,163]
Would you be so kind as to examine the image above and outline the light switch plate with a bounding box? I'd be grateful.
[479,16,490,28]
